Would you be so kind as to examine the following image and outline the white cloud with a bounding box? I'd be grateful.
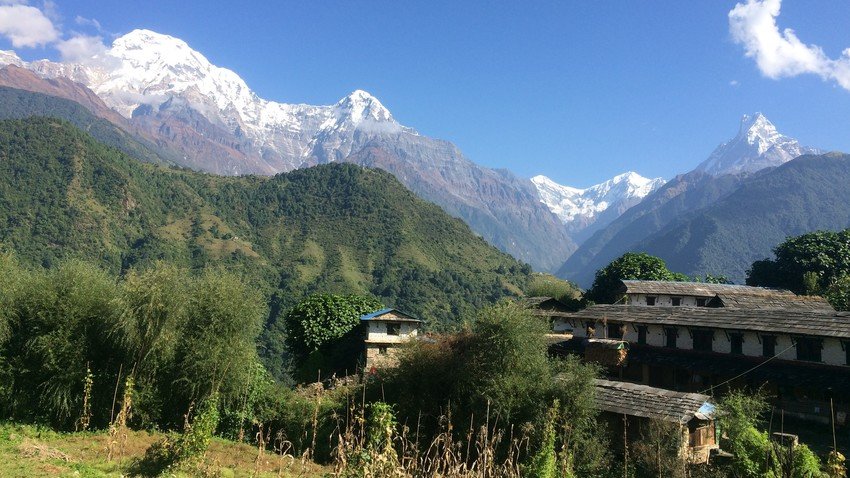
[729,80,740,87]
[74,15,101,32]
[0,3,59,47]
[729,0,850,91]
[55,34,110,66]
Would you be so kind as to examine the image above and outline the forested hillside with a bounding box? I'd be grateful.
[0,117,530,328]
[637,153,850,282]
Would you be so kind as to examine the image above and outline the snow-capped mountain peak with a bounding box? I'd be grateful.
[0,50,24,68]
[696,113,819,176]
[335,89,393,124]
[531,172,665,227]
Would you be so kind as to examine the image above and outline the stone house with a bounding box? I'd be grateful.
[361,308,423,370]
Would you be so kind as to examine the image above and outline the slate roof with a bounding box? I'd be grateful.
[570,305,850,339]
[360,308,423,323]
[594,379,714,424]
[620,280,834,311]
[711,293,834,311]
[621,280,793,298]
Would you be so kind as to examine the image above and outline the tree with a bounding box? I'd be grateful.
[171,269,265,415]
[747,229,850,310]
[283,293,383,360]
[586,252,685,304]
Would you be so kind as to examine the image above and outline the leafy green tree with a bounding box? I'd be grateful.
[2,260,125,427]
[586,252,685,304]
[171,269,264,417]
[380,302,606,475]
[283,293,383,360]
[747,229,850,310]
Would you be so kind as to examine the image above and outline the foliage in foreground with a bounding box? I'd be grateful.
[0,256,264,431]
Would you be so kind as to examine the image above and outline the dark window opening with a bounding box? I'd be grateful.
[607,323,623,339]
[665,328,678,348]
[696,298,707,307]
[693,330,713,352]
[378,346,388,355]
[386,322,401,336]
[672,297,682,307]
[638,326,648,345]
[762,335,776,357]
[796,337,822,362]
[646,296,657,306]
[730,334,743,354]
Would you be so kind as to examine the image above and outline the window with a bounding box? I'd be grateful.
[386,322,401,336]
[696,298,707,307]
[378,346,388,355]
[665,328,678,348]
[646,296,657,306]
[671,297,682,307]
[796,337,822,362]
[762,335,776,357]
[607,323,623,339]
[692,330,713,352]
[846,342,850,366]
[638,326,648,345]
[730,334,743,355]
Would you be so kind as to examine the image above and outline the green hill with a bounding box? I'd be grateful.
[0,117,530,327]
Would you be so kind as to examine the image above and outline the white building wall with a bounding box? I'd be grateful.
[566,318,847,366]
[823,338,846,366]
[625,294,706,307]
[366,321,419,344]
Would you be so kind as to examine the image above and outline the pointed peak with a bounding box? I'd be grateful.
[114,29,186,47]
[335,89,393,123]
[739,112,776,135]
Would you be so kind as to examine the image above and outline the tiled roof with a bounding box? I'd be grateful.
[594,379,714,424]
[570,305,850,339]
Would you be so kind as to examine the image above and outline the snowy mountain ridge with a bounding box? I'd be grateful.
[531,172,665,224]
[695,113,820,176]
[0,29,411,171]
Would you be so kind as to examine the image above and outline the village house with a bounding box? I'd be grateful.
[361,308,423,370]
[594,379,718,464]
[522,296,576,333]
[555,280,850,426]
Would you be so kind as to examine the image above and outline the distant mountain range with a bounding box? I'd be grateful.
[1,29,845,283]
[0,30,580,272]
[531,172,666,243]
[558,114,840,286]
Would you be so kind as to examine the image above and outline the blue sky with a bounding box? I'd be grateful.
[2,1,850,187]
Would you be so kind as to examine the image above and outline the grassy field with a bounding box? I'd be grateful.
[0,423,331,477]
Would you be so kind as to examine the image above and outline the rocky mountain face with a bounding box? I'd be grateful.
[558,113,822,286]
[695,113,820,176]
[0,30,574,271]
[532,172,665,243]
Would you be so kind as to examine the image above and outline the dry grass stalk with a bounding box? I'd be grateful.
[106,375,134,462]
